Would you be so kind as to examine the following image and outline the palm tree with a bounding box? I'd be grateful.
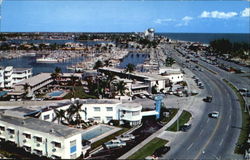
[52,109,67,125]
[67,100,87,127]
[51,67,62,85]
[93,60,103,70]
[70,75,78,98]
[165,57,175,67]
[23,83,30,99]
[125,63,136,73]
[115,81,127,96]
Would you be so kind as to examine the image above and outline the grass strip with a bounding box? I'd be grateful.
[90,127,129,150]
[128,138,168,159]
[166,110,192,132]
[160,108,179,124]
[223,79,249,154]
[197,63,217,75]
[63,86,97,99]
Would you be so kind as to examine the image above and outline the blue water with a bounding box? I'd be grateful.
[0,56,84,75]
[48,91,64,97]
[0,91,8,97]
[158,33,250,44]
[119,52,149,68]
[82,126,113,140]
[8,39,112,45]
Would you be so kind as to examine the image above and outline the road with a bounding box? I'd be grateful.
[161,45,242,159]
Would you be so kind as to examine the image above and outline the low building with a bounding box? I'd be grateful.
[0,111,88,159]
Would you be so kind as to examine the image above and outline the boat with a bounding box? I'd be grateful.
[36,56,58,63]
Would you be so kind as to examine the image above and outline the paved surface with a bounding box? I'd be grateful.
[161,45,243,159]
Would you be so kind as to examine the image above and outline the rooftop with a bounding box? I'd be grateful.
[118,102,142,109]
[13,68,32,72]
[16,73,51,86]
[79,99,121,105]
[0,113,84,138]
[4,66,13,72]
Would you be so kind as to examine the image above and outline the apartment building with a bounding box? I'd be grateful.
[0,110,88,159]
[0,66,32,88]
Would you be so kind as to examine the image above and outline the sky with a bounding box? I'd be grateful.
[0,0,249,33]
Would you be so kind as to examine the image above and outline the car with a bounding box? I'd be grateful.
[208,111,219,118]
[153,146,171,157]
[103,139,126,149]
[203,96,212,102]
[116,134,135,142]
[199,85,204,89]
[180,123,192,132]
[239,88,249,93]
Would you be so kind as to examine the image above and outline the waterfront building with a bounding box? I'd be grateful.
[0,66,32,88]
[0,109,89,159]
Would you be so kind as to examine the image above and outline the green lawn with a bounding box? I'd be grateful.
[166,110,192,132]
[223,79,250,154]
[160,108,179,124]
[128,138,168,159]
[90,127,130,150]
[63,86,97,99]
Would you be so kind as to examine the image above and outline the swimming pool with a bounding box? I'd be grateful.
[48,90,64,97]
[82,125,113,140]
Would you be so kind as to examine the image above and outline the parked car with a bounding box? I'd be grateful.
[208,111,219,118]
[103,139,126,149]
[153,146,171,157]
[239,88,249,93]
[116,134,135,142]
[180,123,192,132]
[203,96,212,102]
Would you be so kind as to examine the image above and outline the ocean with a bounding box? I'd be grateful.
[158,33,250,44]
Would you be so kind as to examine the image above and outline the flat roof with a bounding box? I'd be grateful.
[3,107,38,119]
[118,102,142,109]
[4,66,13,71]
[0,113,83,138]
[80,99,120,105]
[16,73,51,87]
[13,68,32,72]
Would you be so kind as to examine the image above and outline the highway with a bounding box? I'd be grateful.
[161,45,242,159]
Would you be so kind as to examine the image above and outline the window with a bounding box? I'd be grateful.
[106,107,113,111]
[132,111,140,116]
[70,153,77,159]
[23,133,31,139]
[94,107,100,112]
[7,128,15,134]
[70,140,76,153]
[34,149,42,156]
[52,142,61,148]
[35,136,42,142]
[94,117,101,121]
[0,126,5,131]
[43,115,50,120]
[106,116,113,121]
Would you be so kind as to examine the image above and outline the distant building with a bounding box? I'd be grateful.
[0,66,32,88]
[144,28,155,41]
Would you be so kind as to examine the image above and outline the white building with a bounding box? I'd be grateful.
[0,110,88,159]
[159,67,184,84]
[12,68,32,85]
[29,99,143,127]
[0,67,4,88]
[4,66,13,88]
[0,66,32,88]
[144,28,155,41]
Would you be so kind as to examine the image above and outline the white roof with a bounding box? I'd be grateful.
[16,73,51,87]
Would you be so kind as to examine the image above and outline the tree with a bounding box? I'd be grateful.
[70,75,78,98]
[115,81,127,96]
[93,60,103,70]
[165,57,175,67]
[152,85,158,94]
[67,100,87,127]
[51,67,62,85]
[125,63,136,73]
[52,109,67,125]
[23,83,30,98]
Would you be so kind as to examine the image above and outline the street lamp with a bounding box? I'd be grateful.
[202,150,220,160]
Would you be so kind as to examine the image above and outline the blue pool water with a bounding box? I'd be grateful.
[82,126,113,140]
[48,91,64,97]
